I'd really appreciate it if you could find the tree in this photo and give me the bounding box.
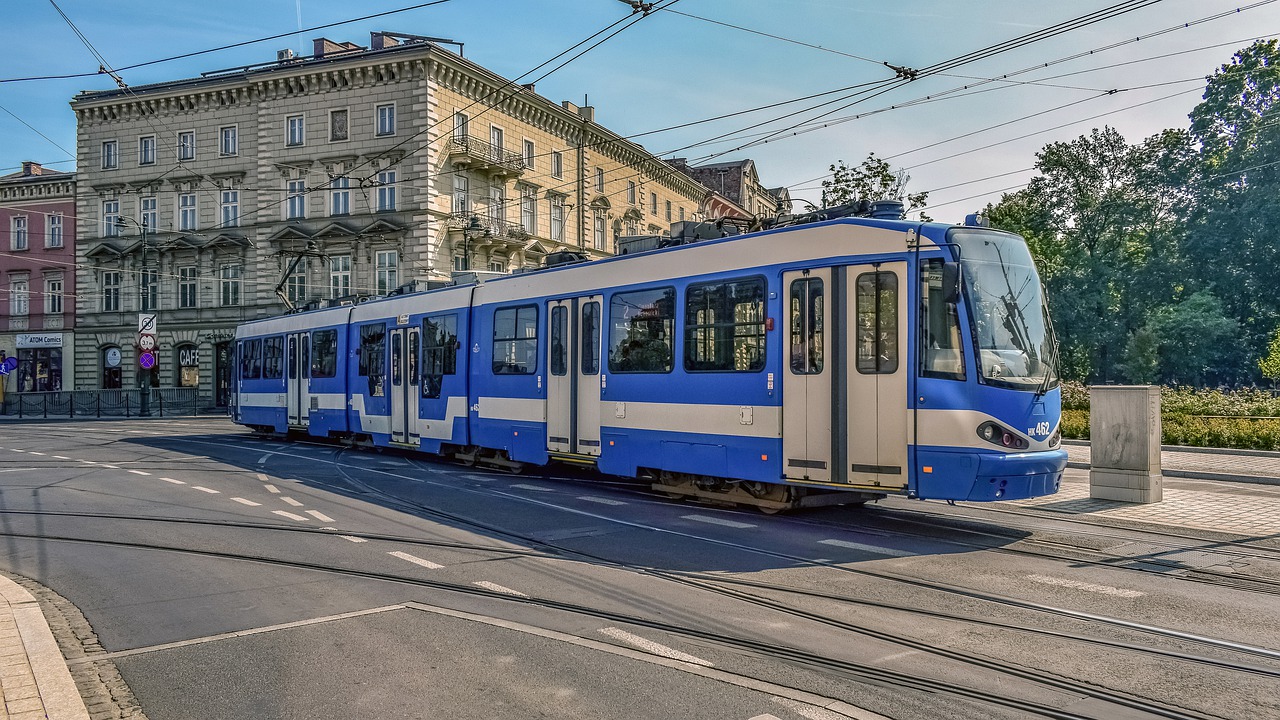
[821,153,929,217]
[1140,291,1239,386]
[1261,327,1280,384]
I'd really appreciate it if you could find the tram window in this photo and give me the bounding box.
[550,305,568,376]
[422,314,458,398]
[789,278,824,374]
[493,305,538,375]
[358,323,386,396]
[242,339,262,380]
[920,261,965,380]
[311,329,338,378]
[855,271,899,374]
[391,333,402,387]
[581,301,601,375]
[408,329,419,387]
[288,336,298,380]
[685,277,766,372]
[262,336,284,380]
[608,287,674,373]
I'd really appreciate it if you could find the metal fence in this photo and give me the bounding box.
[0,388,208,419]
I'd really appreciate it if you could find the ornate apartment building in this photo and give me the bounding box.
[71,32,707,407]
[0,162,77,396]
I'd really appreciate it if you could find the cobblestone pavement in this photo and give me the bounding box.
[1064,442,1280,481]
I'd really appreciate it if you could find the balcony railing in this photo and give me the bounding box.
[444,212,532,246]
[447,136,526,176]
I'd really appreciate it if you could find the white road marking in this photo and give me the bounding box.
[772,697,877,720]
[280,497,304,507]
[159,478,185,485]
[818,539,913,558]
[78,460,97,464]
[272,510,309,522]
[10,449,25,453]
[512,484,550,492]
[1026,574,1145,598]
[749,715,783,720]
[256,454,270,464]
[579,496,627,506]
[28,452,45,456]
[191,486,220,494]
[305,510,334,522]
[0,468,35,474]
[256,473,271,482]
[474,581,527,597]
[598,627,712,666]
[100,465,119,469]
[682,514,756,529]
[264,484,280,494]
[389,551,443,569]
[231,498,262,507]
[51,456,69,460]
[339,535,367,543]
[127,470,152,476]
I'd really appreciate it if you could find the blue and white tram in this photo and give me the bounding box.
[232,212,1066,510]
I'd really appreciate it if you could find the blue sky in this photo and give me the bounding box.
[3,0,1277,221]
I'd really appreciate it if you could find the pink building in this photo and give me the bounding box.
[1,161,77,394]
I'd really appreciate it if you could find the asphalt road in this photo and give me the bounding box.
[1,417,1278,720]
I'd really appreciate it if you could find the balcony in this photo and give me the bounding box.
[445,212,532,249]
[446,136,526,177]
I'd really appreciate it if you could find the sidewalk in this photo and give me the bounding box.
[0,576,89,720]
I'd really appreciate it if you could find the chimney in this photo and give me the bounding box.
[561,100,579,115]
[312,37,362,59]
[21,161,42,176]
[578,105,595,123]
[371,32,401,50]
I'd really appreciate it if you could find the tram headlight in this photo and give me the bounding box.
[1049,428,1061,448]
[976,422,1028,450]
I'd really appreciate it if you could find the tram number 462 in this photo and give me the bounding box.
[1028,421,1051,438]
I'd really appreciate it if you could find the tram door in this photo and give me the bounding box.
[546,295,604,456]
[286,332,310,428]
[389,325,421,446]
[782,263,907,489]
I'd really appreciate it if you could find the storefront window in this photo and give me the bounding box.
[177,344,199,388]
[15,348,62,393]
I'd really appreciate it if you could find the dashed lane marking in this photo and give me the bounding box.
[1027,574,1145,598]
[28,452,45,456]
[280,497,304,507]
[598,627,712,667]
[159,478,185,485]
[389,551,443,569]
[772,696,889,720]
[272,511,309,522]
[256,473,271,482]
[231,498,262,507]
[512,484,550,492]
[128,470,152,476]
[51,455,69,460]
[10,449,25,453]
[818,539,914,558]
[191,486,221,494]
[305,510,334,522]
[100,464,120,469]
[256,454,270,465]
[264,484,280,494]
[682,514,757,529]
[474,581,527,597]
[0,468,35,474]
[321,527,369,544]
[579,496,627,506]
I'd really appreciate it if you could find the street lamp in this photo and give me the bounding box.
[461,215,484,272]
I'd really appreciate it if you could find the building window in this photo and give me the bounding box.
[178,193,197,231]
[330,255,351,298]
[489,185,505,223]
[178,266,198,308]
[608,287,674,373]
[140,268,158,311]
[286,115,305,146]
[220,190,239,228]
[330,177,351,216]
[47,214,63,248]
[685,277,766,372]
[627,181,636,204]
[492,305,537,375]
[679,206,685,222]
[10,216,27,250]
[376,103,396,136]
[551,151,563,179]
[286,180,306,219]
[140,196,157,232]
[329,109,349,142]
[376,250,398,295]
[489,261,506,273]
[286,260,307,306]
[102,140,118,169]
[453,112,468,139]
[593,211,606,250]
[44,277,63,315]
[177,344,200,388]
[521,186,536,234]
[220,126,238,156]
[377,170,397,212]
[490,126,504,155]
[650,192,657,215]
[665,200,672,221]
[220,264,241,306]
[178,131,195,161]
[452,175,469,214]
[101,271,121,312]
[550,196,565,242]
[138,135,156,165]
[523,139,535,170]
[595,167,605,193]
[11,346,62,393]
[103,200,121,237]
[10,278,28,316]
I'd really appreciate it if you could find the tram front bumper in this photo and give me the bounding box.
[914,447,1067,502]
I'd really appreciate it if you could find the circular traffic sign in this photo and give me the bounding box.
[138,334,156,351]
[139,352,156,369]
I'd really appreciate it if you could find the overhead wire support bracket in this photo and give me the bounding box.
[617,0,656,15]
[884,62,918,81]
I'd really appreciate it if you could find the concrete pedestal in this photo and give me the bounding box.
[1089,385,1162,503]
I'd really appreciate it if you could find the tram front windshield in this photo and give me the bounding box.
[950,229,1058,392]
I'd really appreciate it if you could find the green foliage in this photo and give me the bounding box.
[1139,291,1239,386]
[821,153,929,218]
[1119,328,1159,385]
[1260,326,1280,382]
[1057,384,1280,449]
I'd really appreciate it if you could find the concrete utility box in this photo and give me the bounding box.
[1089,385,1163,503]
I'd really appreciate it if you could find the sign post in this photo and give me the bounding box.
[138,313,158,417]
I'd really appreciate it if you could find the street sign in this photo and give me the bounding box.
[139,352,156,369]
[0,357,16,375]
[139,334,156,351]
[138,313,158,334]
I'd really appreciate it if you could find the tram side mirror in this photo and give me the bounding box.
[941,262,961,304]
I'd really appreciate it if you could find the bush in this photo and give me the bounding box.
[1055,398,1280,450]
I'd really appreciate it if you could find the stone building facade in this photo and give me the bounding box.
[0,162,77,397]
[70,32,707,407]
[669,158,791,222]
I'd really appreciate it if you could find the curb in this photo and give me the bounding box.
[0,575,91,720]
[1066,461,1280,487]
